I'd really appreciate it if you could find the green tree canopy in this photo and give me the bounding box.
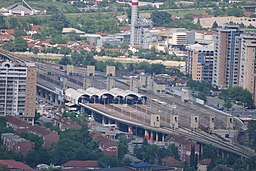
[219,87,254,109]
[151,11,172,27]
[49,12,69,31]
[58,55,72,65]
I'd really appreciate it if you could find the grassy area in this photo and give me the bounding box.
[14,52,63,60]
[168,9,210,17]
[141,8,211,17]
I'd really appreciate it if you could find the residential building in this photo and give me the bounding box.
[5,115,30,132]
[192,30,215,45]
[62,160,99,170]
[0,61,37,123]
[166,135,200,164]
[91,132,118,158]
[239,33,256,104]
[5,116,59,149]
[52,114,82,131]
[94,163,174,171]
[212,25,243,88]
[146,28,195,50]
[172,32,188,45]
[26,125,60,149]
[186,43,214,82]
[1,133,35,155]
[0,160,34,171]
[161,156,183,170]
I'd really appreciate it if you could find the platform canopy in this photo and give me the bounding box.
[109,88,147,100]
[65,88,90,104]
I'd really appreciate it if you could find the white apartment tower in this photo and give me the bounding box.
[212,25,243,88]
[0,61,37,123]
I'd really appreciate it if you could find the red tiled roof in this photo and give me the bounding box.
[167,135,189,145]
[91,132,118,157]
[102,140,118,157]
[41,39,52,44]
[6,29,15,35]
[53,115,82,129]
[21,36,33,39]
[31,25,41,31]
[28,125,52,136]
[96,32,108,37]
[91,132,108,143]
[5,115,30,128]
[161,156,180,165]
[80,41,95,49]
[62,160,98,167]
[120,26,130,32]
[0,160,34,170]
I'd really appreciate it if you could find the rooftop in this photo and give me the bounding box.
[5,115,30,128]
[161,156,181,167]
[62,160,98,168]
[0,160,34,171]
[198,159,211,165]
[1,133,30,143]
[28,125,53,136]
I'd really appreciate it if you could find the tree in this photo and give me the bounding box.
[48,139,85,165]
[58,55,72,65]
[59,47,71,55]
[25,148,50,167]
[201,145,218,161]
[166,144,179,160]
[190,145,196,168]
[219,87,254,109]
[14,38,28,52]
[233,158,247,171]
[211,21,218,29]
[226,8,244,17]
[118,140,128,160]
[14,30,27,38]
[196,92,207,102]
[49,12,69,31]
[247,155,256,170]
[98,157,121,168]
[18,133,43,149]
[32,48,39,55]
[249,14,256,18]
[151,11,172,27]
[187,80,213,95]
[247,121,256,150]
[0,15,6,29]
[0,165,9,171]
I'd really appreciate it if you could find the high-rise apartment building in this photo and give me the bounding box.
[239,33,256,103]
[212,25,243,88]
[0,61,37,123]
[186,43,214,83]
